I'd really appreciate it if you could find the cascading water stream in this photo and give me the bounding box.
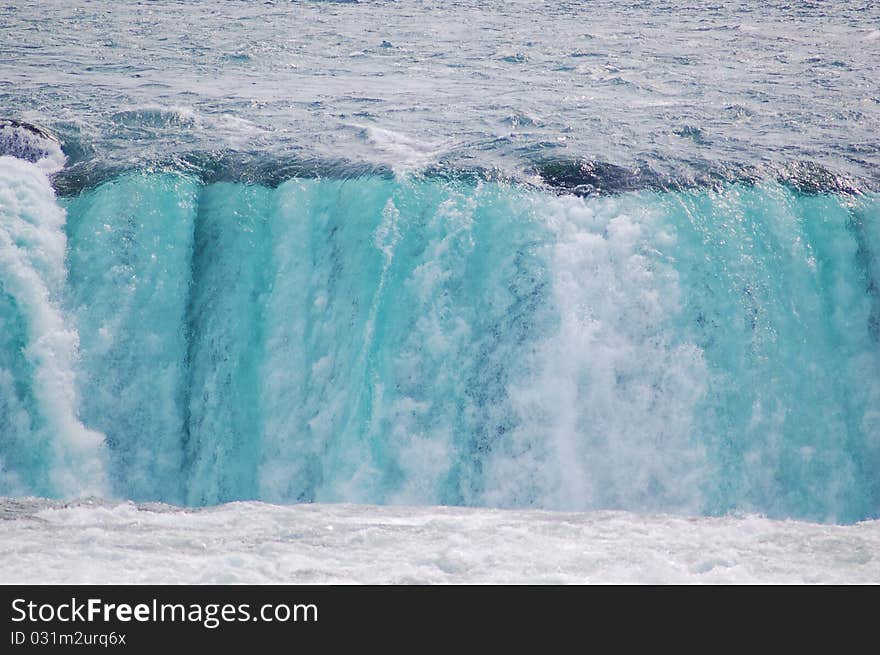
[2,155,878,523]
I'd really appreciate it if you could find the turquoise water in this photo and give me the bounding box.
[2,156,878,523]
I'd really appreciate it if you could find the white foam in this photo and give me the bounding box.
[0,499,876,583]
[0,157,108,497]
[356,124,458,174]
[0,122,66,174]
[487,194,707,512]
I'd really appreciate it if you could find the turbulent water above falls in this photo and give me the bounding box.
[1,0,879,186]
[1,154,879,523]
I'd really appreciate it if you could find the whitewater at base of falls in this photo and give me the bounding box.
[0,498,878,584]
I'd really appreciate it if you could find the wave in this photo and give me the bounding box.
[0,120,66,174]
[44,151,877,201]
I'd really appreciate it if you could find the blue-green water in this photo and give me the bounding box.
[2,155,879,523]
